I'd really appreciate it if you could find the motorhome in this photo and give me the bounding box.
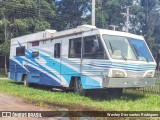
[9,25,157,96]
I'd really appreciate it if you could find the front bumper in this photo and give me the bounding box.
[102,77,157,88]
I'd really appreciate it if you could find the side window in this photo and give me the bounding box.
[54,43,61,58]
[83,35,107,59]
[69,37,81,58]
[16,46,25,56]
[32,41,39,46]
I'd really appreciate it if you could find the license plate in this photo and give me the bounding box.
[134,81,141,86]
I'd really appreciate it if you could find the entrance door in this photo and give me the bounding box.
[53,42,61,85]
[81,35,107,88]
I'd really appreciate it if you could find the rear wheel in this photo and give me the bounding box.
[107,88,123,97]
[24,75,31,87]
[73,78,86,95]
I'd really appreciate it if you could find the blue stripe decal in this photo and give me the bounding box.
[11,49,101,88]
[9,60,61,86]
[87,63,155,71]
[13,50,60,80]
[38,52,101,88]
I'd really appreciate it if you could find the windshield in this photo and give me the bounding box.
[103,35,154,62]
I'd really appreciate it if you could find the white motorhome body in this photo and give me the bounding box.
[9,25,157,94]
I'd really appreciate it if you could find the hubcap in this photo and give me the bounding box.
[75,80,82,93]
[24,76,28,86]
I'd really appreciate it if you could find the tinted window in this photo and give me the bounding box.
[69,37,81,58]
[16,46,25,56]
[32,41,39,46]
[54,43,61,58]
[83,35,107,59]
[129,38,154,62]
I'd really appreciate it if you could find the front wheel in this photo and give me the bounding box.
[73,78,86,95]
[107,88,123,97]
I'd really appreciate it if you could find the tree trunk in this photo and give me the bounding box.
[4,54,8,77]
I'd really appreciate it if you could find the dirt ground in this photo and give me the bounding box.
[0,93,61,120]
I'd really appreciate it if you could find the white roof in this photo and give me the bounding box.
[11,25,145,44]
[99,29,144,40]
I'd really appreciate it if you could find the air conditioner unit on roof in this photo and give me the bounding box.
[77,24,97,29]
[45,29,57,34]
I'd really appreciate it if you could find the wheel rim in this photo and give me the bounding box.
[75,79,83,94]
[24,80,27,86]
[24,76,28,86]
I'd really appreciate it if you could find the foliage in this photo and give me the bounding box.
[140,0,160,53]
[54,0,90,30]
[94,0,133,29]
[0,40,10,52]
[0,0,57,51]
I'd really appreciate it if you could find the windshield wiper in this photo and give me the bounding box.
[109,42,114,53]
[109,42,127,61]
[121,54,127,61]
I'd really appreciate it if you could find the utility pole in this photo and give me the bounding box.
[92,0,95,26]
[126,6,130,32]
[109,25,119,31]
[121,6,134,33]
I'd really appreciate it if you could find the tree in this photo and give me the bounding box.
[138,0,160,48]
[54,0,90,30]
[94,0,133,30]
[0,0,57,52]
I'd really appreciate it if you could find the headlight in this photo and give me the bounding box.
[109,69,127,78]
[143,70,155,78]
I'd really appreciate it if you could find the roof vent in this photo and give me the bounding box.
[45,29,57,34]
[77,24,97,29]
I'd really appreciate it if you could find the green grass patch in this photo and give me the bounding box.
[0,74,7,78]
[0,80,159,111]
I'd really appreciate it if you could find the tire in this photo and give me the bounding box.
[107,88,123,97]
[24,75,31,87]
[73,78,86,95]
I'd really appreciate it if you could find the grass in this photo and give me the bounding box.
[0,80,159,111]
[0,74,7,78]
